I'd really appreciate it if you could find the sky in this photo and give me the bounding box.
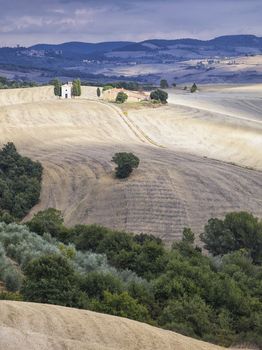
[0,0,262,46]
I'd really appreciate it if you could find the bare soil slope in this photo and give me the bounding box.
[0,300,225,350]
[0,86,261,243]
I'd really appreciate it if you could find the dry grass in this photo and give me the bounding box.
[118,100,163,113]
[0,85,261,244]
[0,300,227,350]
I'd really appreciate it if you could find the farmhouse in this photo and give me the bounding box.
[61,82,72,99]
[103,88,150,102]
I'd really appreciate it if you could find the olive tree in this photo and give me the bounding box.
[112,152,140,178]
[116,92,128,104]
[150,89,168,104]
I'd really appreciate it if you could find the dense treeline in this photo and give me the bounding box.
[0,143,43,220]
[0,209,261,347]
[0,76,38,89]
[102,81,157,92]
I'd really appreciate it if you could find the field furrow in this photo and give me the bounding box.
[0,86,261,243]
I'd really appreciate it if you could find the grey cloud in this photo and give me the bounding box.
[0,0,261,46]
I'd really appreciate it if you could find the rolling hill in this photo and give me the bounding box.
[0,300,229,350]
[30,35,262,55]
[0,85,261,243]
[30,41,133,55]
[1,35,262,84]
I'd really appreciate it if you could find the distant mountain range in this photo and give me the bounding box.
[30,41,134,55]
[30,35,262,56]
[1,35,262,84]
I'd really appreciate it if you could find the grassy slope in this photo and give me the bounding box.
[0,300,226,350]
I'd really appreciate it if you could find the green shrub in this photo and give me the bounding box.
[159,295,214,339]
[0,210,16,224]
[0,291,23,301]
[73,224,110,251]
[79,272,124,300]
[112,152,140,179]
[4,269,22,292]
[115,162,133,178]
[28,208,64,234]
[150,89,168,104]
[91,291,152,323]
[102,85,114,91]
[200,212,262,264]
[22,254,81,306]
[0,77,38,90]
[0,142,43,219]
[116,92,128,104]
[0,211,261,348]
[191,83,198,93]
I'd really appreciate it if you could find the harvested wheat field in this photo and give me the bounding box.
[0,300,227,350]
[0,85,261,243]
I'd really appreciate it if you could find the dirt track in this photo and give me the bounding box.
[0,86,261,243]
[0,301,226,350]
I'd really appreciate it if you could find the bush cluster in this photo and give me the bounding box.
[116,92,128,104]
[112,152,140,179]
[0,210,261,347]
[150,89,168,104]
[0,143,43,219]
[0,77,37,89]
[102,81,155,92]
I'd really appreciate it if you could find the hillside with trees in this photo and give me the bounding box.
[0,210,261,347]
[0,143,43,221]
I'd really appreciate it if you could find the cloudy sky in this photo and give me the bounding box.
[0,0,262,46]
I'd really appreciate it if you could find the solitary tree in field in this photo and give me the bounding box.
[160,79,169,89]
[97,87,101,97]
[112,152,140,178]
[116,92,128,104]
[191,83,198,93]
[150,89,168,104]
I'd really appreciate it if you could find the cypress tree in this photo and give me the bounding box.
[72,79,81,97]
[53,79,61,96]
